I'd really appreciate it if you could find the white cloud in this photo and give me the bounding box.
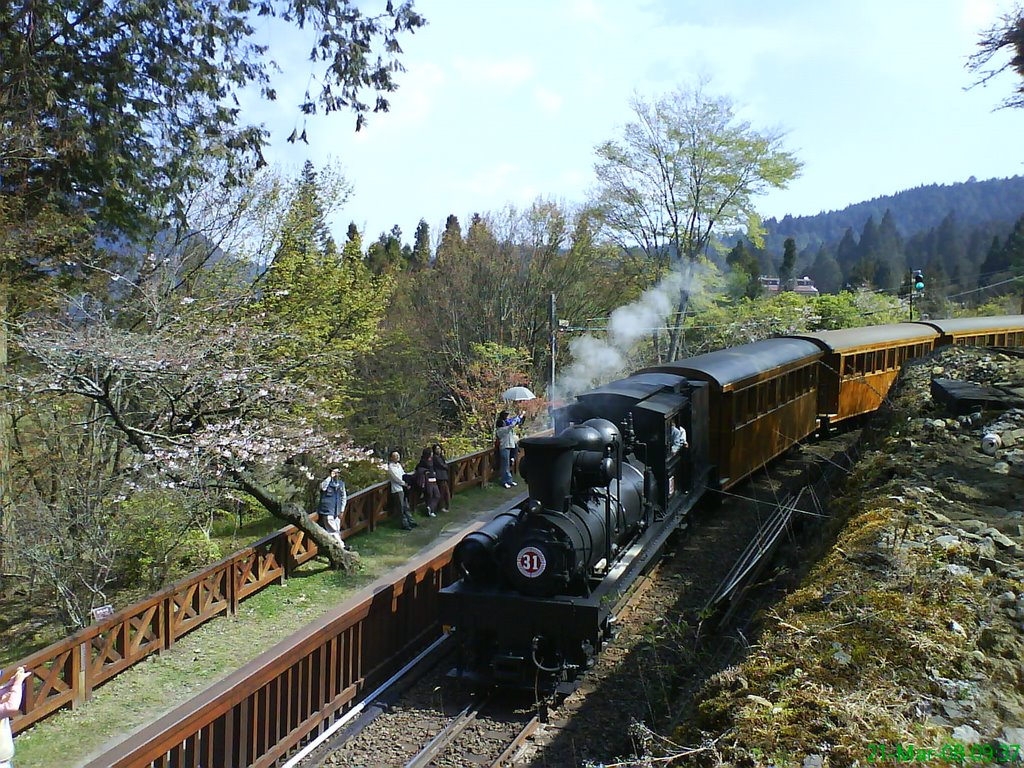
[534,86,563,114]
[450,162,522,198]
[453,56,536,88]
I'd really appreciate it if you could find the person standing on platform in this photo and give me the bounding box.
[431,443,450,513]
[414,448,441,518]
[386,451,416,530]
[317,466,347,548]
[494,410,524,488]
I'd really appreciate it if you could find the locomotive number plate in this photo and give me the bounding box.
[516,546,547,578]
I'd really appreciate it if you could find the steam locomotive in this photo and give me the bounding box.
[437,315,1024,692]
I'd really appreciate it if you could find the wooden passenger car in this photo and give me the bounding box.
[915,315,1024,349]
[790,323,939,429]
[639,339,822,490]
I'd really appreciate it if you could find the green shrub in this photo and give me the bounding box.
[114,489,220,589]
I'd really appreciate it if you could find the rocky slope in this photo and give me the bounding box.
[677,345,1024,767]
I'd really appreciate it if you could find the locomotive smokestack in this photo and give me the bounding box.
[518,436,575,514]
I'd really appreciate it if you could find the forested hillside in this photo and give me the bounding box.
[722,176,1024,301]
[764,175,1024,248]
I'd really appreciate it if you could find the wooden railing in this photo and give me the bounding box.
[82,532,472,768]
[3,445,501,734]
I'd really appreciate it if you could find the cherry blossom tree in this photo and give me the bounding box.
[13,295,362,570]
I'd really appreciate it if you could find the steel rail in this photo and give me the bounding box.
[490,716,542,768]
[403,695,488,768]
[281,634,451,768]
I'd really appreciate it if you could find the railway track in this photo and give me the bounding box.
[292,634,542,768]
[401,693,541,768]
[293,429,860,767]
[291,534,665,768]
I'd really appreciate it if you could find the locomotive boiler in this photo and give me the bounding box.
[459,419,644,600]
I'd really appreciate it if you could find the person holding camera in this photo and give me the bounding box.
[494,410,524,489]
[0,666,31,768]
[317,466,347,548]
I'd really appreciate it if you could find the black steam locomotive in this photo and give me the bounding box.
[438,315,1024,693]
[439,374,711,692]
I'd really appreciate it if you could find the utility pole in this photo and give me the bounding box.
[549,293,557,396]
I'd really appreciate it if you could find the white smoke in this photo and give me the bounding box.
[553,261,706,400]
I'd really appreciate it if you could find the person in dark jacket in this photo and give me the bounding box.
[414,448,441,518]
[431,443,450,513]
[317,467,347,548]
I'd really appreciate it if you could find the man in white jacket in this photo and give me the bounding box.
[386,452,417,530]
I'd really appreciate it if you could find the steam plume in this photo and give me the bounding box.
[553,261,706,400]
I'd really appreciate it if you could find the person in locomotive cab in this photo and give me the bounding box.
[386,451,417,530]
[494,410,523,489]
[670,423,688,453]
[317,466,348,548]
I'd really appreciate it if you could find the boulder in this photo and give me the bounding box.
[952,724,982,744]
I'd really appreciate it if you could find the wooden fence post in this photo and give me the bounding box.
[160,594,170,651]
[73,641,86,710]
[279,530,290,585]
[228,556,238,618]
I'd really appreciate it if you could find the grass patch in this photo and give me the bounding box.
[11,481,522,768]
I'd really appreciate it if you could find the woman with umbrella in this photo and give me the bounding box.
[494,409,524,488]
[496,386,536,487]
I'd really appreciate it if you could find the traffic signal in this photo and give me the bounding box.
[912,270,925,291]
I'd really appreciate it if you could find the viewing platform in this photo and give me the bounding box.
[5,447,525,768]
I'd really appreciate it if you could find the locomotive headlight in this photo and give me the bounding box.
[523,499,543,516]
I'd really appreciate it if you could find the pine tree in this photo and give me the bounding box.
[436,214,464,266]
[857,216,881,262]
[343,225,364,263]
[835,228,859,276]
[809,246,843,294]
[255,164,390,405]
[726,240,761,298]
[366,226,404,274]
[779,238,797,289]
[1001,215,1024,276]
[411,219,432,271]
[874,210,906,291]
[345,222,361,249]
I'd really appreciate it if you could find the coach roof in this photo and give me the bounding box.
[638,337,822,390]
[913,315,1024,334]
[789,323,937,353]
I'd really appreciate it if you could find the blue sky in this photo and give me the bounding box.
[248,0,1023,246]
